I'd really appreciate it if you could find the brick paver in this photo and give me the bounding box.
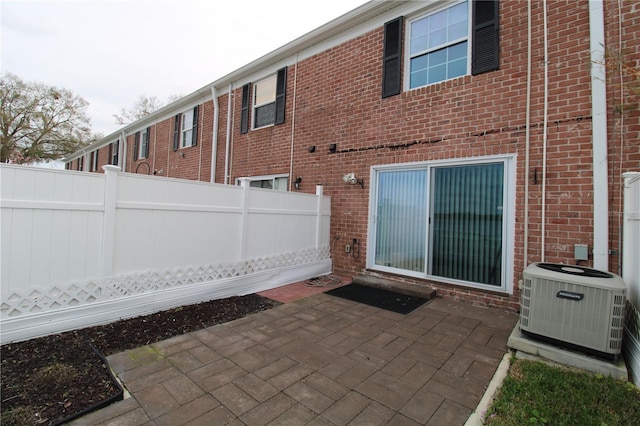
[76,291,517,425]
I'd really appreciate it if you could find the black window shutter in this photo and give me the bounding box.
[173,114,180,151]
[240,84,251,134]
[382,16,403,98]
[192,106,199,146]
[133,132,140,161]
[145,126,151,158]
[472,0,500,75]
[275,67,287,125]
[107,144,113,165]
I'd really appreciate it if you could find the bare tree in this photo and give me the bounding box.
[1,73,94,164]
[113,95,165,125]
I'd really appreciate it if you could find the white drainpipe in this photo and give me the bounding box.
[224,83,233,185]
[210,86,219,183]
[589,0,609,271]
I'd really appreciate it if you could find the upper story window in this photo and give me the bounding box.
[382,0,499,97]
[253,75,277,129]
[134,128,149,160]
[408,1,469,89]
[90,150,98,172]
[108,140,119,166]
[173,106,199,151]
[240,67,287,134]
[181,111,194,147]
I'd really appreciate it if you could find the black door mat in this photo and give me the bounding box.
[325,284,429,314]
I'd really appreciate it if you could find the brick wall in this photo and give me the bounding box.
[97,0,638,310]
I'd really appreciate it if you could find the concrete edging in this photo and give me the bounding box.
[465,352,512,426]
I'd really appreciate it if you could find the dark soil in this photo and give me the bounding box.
[0,294,280,426]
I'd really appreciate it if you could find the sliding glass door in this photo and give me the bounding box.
[371,160,507,289]
[374,169,427,272]
[430,163,503,286]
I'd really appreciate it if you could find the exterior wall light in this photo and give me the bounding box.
[343,173,364,189]
[294,176,302,190]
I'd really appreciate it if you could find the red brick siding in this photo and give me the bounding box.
[82,0,639,310]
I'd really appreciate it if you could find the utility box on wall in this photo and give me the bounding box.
[574,244,589,261]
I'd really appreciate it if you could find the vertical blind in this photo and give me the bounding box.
[375,169,427,272]
[430,163,503,286]
[373,162,504,287]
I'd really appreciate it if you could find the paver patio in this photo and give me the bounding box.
[71,285,518,425]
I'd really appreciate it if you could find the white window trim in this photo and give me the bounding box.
[404,0,471,92]
[252,74,277,130]
[366,154,516,294]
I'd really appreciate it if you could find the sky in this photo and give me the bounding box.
[1,0,370,137]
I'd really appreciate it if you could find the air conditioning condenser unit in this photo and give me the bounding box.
[520,263,626,359]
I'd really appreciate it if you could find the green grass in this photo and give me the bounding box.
[485,358,640,425]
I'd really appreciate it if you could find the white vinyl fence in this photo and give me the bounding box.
[0,164,331,343]
[623,172,640,384]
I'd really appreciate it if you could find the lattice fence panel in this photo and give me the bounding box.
[1,247,329,318]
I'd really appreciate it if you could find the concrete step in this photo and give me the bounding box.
[352,274,436,300]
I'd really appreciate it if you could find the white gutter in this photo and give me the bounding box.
[589,0,609,271]
[224,83,233,185]
[210,86,219,183]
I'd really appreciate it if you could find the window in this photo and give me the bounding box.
[141,128,149,159]
[408,1,469,88]
[241,67,287,132]
[108,140,119,166]
[77,156,84,171]
[383,0,499,95]
[181,111,194,147]
[173,107,199,150]
[90,150,98,172]
[369,157,513,291]
[253,75,277,129]
[236,175,289,191]
[134,127,149,160]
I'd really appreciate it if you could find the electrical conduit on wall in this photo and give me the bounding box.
[288,55,298,191]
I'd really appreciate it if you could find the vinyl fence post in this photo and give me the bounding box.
[315,185,324,249]
[102,165,120,276]
[239,178,251,261]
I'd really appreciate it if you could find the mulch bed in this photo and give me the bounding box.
[0,294,280,426]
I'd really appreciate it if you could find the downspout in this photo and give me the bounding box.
[523,0,532,267]
[540,0,549,262]
[224,83,233,184]
[288,54,299,191]
[210,86,219,183]
[120,130,127,172]
[589,0,609,271]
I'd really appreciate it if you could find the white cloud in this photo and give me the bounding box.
[1,0,369,135]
